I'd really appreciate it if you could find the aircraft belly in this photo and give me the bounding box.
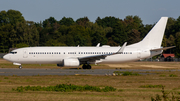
[17,56,63,64]
[101,54,138,63]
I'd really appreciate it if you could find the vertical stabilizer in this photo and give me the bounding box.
[129,17,168,48]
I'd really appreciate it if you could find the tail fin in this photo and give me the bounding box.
[129,17,168,48]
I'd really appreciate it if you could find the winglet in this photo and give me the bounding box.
[96,43,100,47]
[117,42,127,54]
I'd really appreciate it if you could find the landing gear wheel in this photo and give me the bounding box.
[87,64,91,69]
[19,66,22,69]
[82,64,91,69]
[82,64,86,69]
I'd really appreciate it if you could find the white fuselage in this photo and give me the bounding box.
[3,46,161,65]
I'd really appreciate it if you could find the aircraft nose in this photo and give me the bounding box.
[3,54,9,60]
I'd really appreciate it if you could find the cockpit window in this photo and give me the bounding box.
[10,52,17,54]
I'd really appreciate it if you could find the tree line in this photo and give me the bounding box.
[0,10,180,57]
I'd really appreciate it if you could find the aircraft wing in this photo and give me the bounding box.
[78,42,127,63]
[150,46,175,51]
[78,54,107,62]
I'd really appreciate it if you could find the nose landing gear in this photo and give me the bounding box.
[82,64,91,69]
[19,66,22,69]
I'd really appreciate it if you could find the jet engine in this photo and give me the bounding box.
[57,58,80,67]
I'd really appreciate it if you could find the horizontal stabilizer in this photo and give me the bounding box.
[150,46,175,51]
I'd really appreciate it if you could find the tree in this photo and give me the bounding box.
[6,9,25,25]
[0,10,8,26]
[175,32,180,57]
[127,29,141,44]
[43,17,57,28]
[76,17,90,27]
[0,10,25,26]
[16,43,29,48]
[45,39,66,46]
[139,24,153,39]
[123,15,142,44]
[59,17,75,26]
[66,25,91,46]
[111,21,127,45]
[173,16,180,34]
[15,21,39,47]
[165,17,176,38]
[95,16,127,45]
[86,22,111,46]
[166,35,175,53]
[96,16,120,28]
[0,24,13,52]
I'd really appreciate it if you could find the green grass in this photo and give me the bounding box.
[12,84,116,92]
[159,74,166,77]
[113,71,140,76]
[4,77,9,79]
[139,84,164,88]
[169,74,178,77]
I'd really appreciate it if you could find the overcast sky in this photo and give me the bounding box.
[0,0,180,24]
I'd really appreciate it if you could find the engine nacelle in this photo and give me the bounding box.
[57,59,80,67]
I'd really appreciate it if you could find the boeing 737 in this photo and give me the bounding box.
[3,17,175,69]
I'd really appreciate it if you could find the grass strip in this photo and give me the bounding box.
[139,84,164,88]
[113,71,140,76]
[12,84,116,92]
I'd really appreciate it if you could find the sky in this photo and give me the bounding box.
[0,0,180,24]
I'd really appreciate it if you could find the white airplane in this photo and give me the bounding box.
[3,17,175,69]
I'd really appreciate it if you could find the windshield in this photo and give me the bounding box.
[10,52,17,54]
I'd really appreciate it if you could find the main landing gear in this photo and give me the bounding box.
[19,66,22,69]
[82,64,91,69]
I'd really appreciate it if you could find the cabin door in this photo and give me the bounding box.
[23,49,28,58]
[137,49,141,58]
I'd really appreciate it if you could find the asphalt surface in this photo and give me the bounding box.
[0,68,117,76]
[0,68,180,76]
